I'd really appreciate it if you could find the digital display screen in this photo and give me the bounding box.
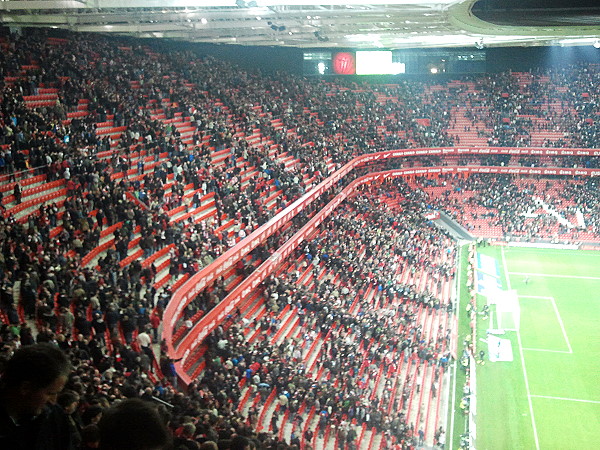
[303,49,483,76]
[355,51,405,75]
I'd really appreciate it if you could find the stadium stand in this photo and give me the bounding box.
[1,28,600,449]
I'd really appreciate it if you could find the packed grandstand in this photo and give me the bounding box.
[1,28,600,450]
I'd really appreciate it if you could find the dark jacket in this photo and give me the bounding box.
[0,402,75,450]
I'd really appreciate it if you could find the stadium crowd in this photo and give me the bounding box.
[1,27,600,449]
[412,173,600,242]
[195,182,455,447]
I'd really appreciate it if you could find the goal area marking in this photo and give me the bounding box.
[519,295,573,354]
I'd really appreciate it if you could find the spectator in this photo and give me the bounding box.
[57,390,82,447]
[80,424,101,450]
[2,29,600,450]
[0,343,73,450]
[98,398,172,450]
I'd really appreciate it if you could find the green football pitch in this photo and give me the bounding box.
[472,246,600,450]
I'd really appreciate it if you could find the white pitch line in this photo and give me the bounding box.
[504,249,600,256]
[501,247,540,450]
[517,332,541,450]
[522,347,572,354]
[509,272,600,281]
[501,247,511,290]
[550,297,573,354]
[529,395,600,405]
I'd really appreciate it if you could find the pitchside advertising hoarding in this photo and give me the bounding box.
[163,146,600,380]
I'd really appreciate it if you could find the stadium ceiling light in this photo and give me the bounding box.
[557,37,597,46]
[345,33,379,42]
[235,0,259,7]
[248,7,270,15]
[393,35,462,45]
[236,1,457,5]
[198,1,456,5]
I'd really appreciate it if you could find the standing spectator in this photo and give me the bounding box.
[0,343,72,450]
[304,429,313,445]
[13,183,21,205]
[58,306,75,336]
[19,323,35,346]
[159,352,179,389]
[92,312,107,344]
[150,310,161,341]
[57,390,83,448]
[173,422,200,449]
[136,325,153,360]
[98,398,172,450]
[120,313,136,344]
[105,304,120,335]
[74,311,92,339]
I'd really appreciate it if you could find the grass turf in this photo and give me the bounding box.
[472,246,600,450]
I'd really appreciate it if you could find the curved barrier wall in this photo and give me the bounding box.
[163,146,600,381]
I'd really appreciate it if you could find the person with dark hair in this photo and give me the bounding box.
[57,390,82,447]
[13,182,21,204]
[0,343,73,449]
[98,398,172,450]
[81,405,103,426]
[80,424,101,449]
[173,421,199,449]
[230,435,252,450]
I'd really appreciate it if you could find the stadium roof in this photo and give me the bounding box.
[0,0,599,49]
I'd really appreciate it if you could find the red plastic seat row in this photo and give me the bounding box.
[81,239,115,267]
[25,100,57,108]
[9,188,66,219]
[23,94,58,102]
[96,125,127,136]
[141,244,175,269]
[66,110,88,119]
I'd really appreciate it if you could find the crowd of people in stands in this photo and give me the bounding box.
[163,181,455,448]
[413,173,600,242]
[0,26,600,449]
